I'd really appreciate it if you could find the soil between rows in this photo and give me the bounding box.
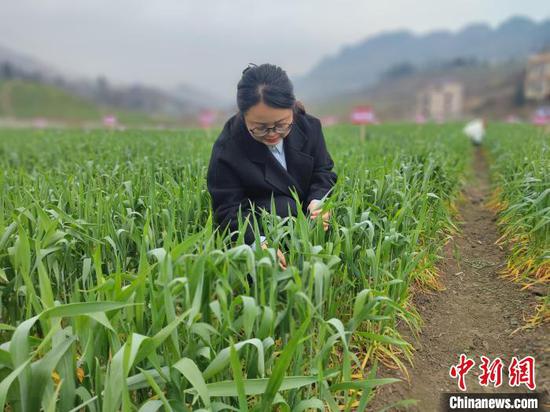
[370,147,549,411]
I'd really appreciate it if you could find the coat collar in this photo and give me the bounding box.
[230,112,314,199]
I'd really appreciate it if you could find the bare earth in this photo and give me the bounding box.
[370,148,549,411]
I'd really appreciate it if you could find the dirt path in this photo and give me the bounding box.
[371,148,549,411]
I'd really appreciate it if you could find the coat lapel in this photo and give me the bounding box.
[231,113,313,199]
[283,125,314,198]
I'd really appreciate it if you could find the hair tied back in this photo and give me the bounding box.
[242,63,258,75]
[294,100,306,115]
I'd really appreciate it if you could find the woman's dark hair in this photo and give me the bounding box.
[237,63,305,115]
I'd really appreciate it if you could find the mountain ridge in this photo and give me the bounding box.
[295,15,550,101]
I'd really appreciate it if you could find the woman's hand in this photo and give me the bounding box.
[307,200,330,231]
[261,241,287,270]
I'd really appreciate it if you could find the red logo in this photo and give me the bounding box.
[449,354,476,391]
[479,356,504,388]
[509,356,536,390]
[450,355,536,391]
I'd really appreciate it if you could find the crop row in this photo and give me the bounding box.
[0,125,469,411]
[486,125,549,326]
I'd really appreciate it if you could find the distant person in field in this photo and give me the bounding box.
[207,63,337,268]
[463,118,486,146]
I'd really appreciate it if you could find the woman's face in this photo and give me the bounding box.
[243,101,293,146]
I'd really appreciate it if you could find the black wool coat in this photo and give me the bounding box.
[206,110,337,244]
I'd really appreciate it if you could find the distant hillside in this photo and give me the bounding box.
[0,44,60,79]
[296,15,550,100]
[0,79,99,120]
[0,79,179,126]
[0,44,222,117]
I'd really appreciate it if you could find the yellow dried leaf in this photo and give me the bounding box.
[51,370,61,385]
[76,367,85,383]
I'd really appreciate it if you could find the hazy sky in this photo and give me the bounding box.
[1,0,548,102]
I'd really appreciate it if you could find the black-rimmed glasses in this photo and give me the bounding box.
[248,123,293,138]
